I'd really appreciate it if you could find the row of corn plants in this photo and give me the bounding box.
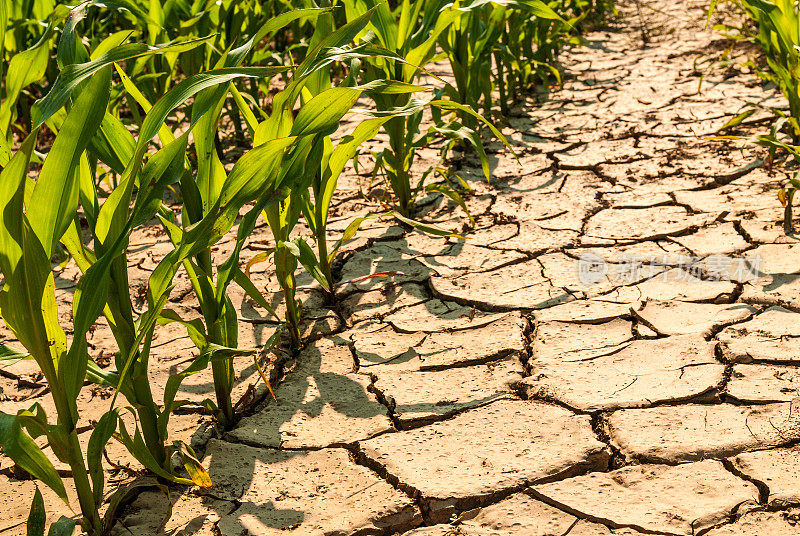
[0,1,615,534]
[708,0,799,230]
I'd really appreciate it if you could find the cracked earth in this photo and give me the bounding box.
[4,0,800,535]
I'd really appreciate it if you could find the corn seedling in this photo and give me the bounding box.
[143,7,338,427]
[0,68,113,535]
[42,19,268,472]
[237,10,417,346]
[709,0,799,228]
[340,0,514,218]
[440,0,563,120]
[712,0,799,139]
[0,16,298,531]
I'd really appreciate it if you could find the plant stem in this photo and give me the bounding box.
[284,289,301,350]
[316,228,336,298]
[50,384,102,534]
[209,318,235,426]
[183,254,236,427]
[110,260,167,467]
[211,360,235,425]
[388,115,413,216]
[494,49,509,118]
[130,363,166,466]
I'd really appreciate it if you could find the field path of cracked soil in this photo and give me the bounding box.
[4,0,800,534]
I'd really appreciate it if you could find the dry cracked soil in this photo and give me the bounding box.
[4,0,800,535]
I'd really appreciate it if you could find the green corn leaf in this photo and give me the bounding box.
[0,15,61,136]
[216,136,297,210]
[85,360,135,400]
[158,309,209,349]
[430,99,516,158]
[0,131,66,383]
[138,67,288,159]
[89,113,136,175]
[0,0,5,68]
[230,84,259,136]
[28,67,110,258]
[112,64,175,146]
[214,201,275,311]
[130,133,189,228]
[90,30,136,60]
[291,237,330,291]
[57,6,89,68]
[320,117,391,226]
[46,517,76,536]
[159,351,213,438]
[205,343,256,361]
[228,8,334,65]
[87,410,118,505]
[290,87,362,137]
[273,243,299,297]
[405,9,463,79]
[328,213,382,262]
[392,211,465,238]
[17,409,52,443]
[305,6,336,95]
[426,183,474,223]
[0,133,35,275]
[233,268,279,319]
[31,36,215,128]
[192,93,229,218]
[295,7,377,80]
[717,108,758,132]
[258,30,372,137]
[115,415,193,485]
[77,155,99,231]
[397,0,424,44]
[356,79,430,94]
[0,344,31,365]
[27,487,46,536]
[0,411,68,503]
[465,0,562,19]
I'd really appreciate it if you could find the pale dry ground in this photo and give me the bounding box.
[4,0,800,534]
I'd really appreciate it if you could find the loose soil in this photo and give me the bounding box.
[3,0,800,535]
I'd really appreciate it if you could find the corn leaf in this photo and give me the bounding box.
[27,487,46,536]
[46,518,76,536]
[28,67,110,258]
[0,411,68,503]
[393,211,465,238]
[86,410,118,505]
[32,36,215,128]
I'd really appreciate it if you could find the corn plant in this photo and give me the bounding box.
[497,1,581,105]
[251,86,409,345]
[0,69,112,536]
[0,14,306,532]
[709,0,798,143]
[439,0,563,120]
[340,0,513,217]
[716,0,799,139]
[232,10,406,347]
[148,8,394,417]
[709,0,799,229]
[37,18,270,471]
